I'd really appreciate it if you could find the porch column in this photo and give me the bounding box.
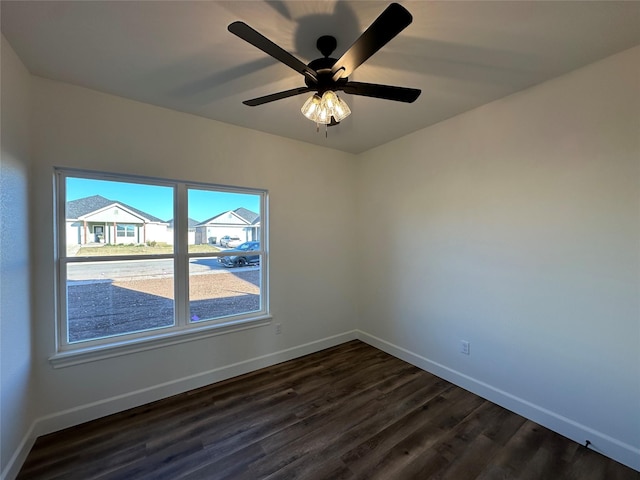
[83,220,87,244]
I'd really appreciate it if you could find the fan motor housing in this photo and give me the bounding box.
[305,57,348,94]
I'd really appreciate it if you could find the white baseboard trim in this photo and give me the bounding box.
[355,330,640,472]
[1,422,37,480]
[1,330,357,480]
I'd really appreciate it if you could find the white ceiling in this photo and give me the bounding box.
[2,1,639,154]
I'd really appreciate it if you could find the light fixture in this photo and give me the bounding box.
[301,90,351,126]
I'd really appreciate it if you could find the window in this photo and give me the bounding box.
[55,169,268,360]
[116,224,136,237]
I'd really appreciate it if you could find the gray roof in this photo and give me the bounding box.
[167,218,200,229]
[66,195,165,223]
[234,207,260,225]
[197,207,260,226]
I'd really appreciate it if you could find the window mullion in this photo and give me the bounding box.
[174,183,189,327]
[56,171,69,349]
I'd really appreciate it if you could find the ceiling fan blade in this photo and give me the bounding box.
[340,82,421,103]
[243,87,313,106]
[331,3,413,80]
[228,21,317,84]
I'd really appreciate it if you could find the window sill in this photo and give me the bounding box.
[49,315,272,369]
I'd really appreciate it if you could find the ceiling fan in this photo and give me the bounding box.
[228,3,421,126]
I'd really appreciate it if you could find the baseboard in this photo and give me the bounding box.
[1,422,37,480]
[1,330,357,480]
[355,330,640,472]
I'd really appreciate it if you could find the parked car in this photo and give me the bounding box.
[220,235,241,247]
[227,238,243,248]
[218,241,260,268]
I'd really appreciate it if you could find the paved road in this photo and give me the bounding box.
[68,258,258,282]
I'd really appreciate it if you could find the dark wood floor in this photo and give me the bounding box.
[19,341,638,480]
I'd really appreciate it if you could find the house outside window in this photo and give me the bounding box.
[54,168,269,364]
[193,207,260,245]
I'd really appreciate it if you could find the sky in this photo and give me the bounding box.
[66,177,260,222]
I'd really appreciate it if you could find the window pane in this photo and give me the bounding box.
[67,259,175,343]
[65,177,174,255]
[187,188,261,252]
[189,257,261,322]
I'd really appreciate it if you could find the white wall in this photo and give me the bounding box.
[28,75,359,436]
[357,46,640,469]
[0,36,35,478]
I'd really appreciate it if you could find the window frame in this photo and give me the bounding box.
[51,168,270,368]
[116,224,136,238]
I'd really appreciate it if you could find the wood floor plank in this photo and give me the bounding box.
[17,341,639,480]
[343,388,487,479]
[243,373,448,480]
[120,345,401,480]
[236,359,425,478]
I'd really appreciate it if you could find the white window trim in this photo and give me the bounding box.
[51,168,270,367]
[50,315,272,368]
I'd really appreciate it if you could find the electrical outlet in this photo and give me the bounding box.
[460,340,470,355]
[275,323,282,335]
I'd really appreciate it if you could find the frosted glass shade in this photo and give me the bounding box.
[301,91,351,125]
[301,94,322,121]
